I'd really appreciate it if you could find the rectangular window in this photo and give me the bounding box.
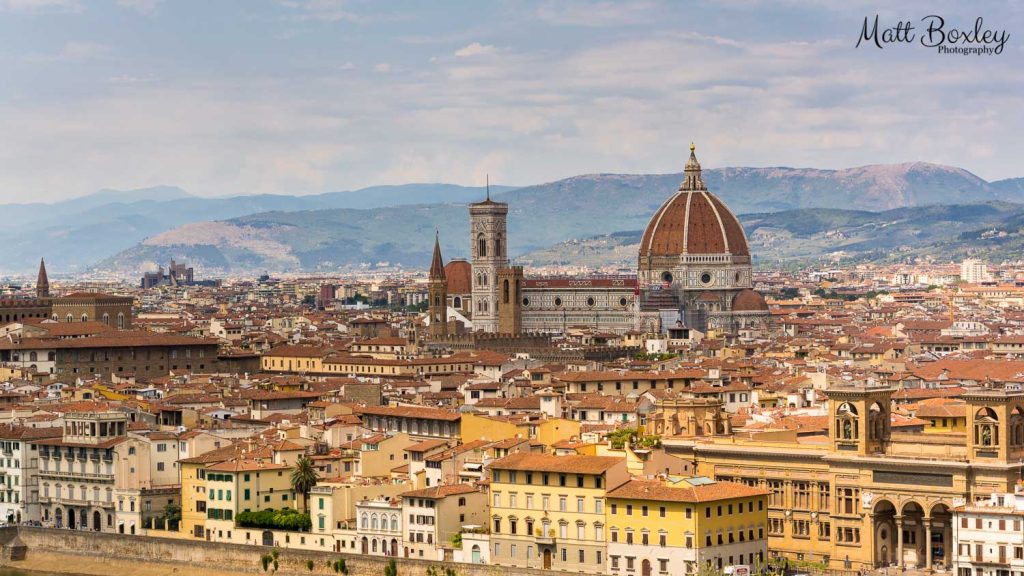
[577,497,585,512]
[659,506,666,518]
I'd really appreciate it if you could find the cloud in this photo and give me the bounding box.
[115,0,163,15]
[26,41,109,63]
[0,0,81,13]
[536,1,659,27]
[60,41,108,60]
[277,0,360,23]
[1,0,1022,206]
[454,42,496,57]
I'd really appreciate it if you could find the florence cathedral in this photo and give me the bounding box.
[426,145,769,338]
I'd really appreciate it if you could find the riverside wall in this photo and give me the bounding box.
[0,526,555,576]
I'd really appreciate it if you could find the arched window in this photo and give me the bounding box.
[361,513,368,529]
[371,514,378,530]
[477,234,487,257]
[66,314,73,323]
[495,234,503,257]
[117,313,125,329]
[80,314,88,322]
[390,515,398,531]
[102,313,110,326]
[835,402,859,440]
[975,407,999,447]
[29,352,37,362]
[503,279,510,304]
[453,297,462,308]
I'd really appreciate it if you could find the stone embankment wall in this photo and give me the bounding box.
[0,526,555,576]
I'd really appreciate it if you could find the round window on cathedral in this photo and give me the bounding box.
[700,272,713,285]
[619,297,628,307]
[586,297,595,307]
[522,297,530,307]
[554,297,563,307]
[661,272,673,284]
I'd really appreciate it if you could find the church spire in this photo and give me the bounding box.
[429,231,446,281]
[36,258,50,298]
[680,142,706,191]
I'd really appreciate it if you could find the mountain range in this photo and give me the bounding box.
[522,202,1024,269]
[5,162,1022,276]
[0,183,513,275]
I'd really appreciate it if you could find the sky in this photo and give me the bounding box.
[0,0,1022,203]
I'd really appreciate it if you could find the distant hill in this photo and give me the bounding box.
[0,183,512,275]
[93,162,1024,275]
[521,202,1024,268]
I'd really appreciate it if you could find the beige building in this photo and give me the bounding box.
[400,483,488,560]
[488,453,628,574]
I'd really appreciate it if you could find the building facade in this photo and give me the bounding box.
[488,453,628,574]
[436,146,768,336]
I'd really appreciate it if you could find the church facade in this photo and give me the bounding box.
[428,146,769,337]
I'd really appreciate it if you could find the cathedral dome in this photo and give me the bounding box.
[732,288,769,312]
[444,260,472,294]
[638,145,749,258]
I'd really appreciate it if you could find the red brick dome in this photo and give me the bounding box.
[732,288,768,312]
[638,146,749,258]
[444,260,472,294]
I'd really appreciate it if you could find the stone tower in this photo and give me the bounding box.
[469,192,508,333]
[497,266,523,335]
[36,258,49,298]
[427,233,448,340]
[824,382,893,455]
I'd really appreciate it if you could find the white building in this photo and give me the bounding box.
[953,491,1024,576]
[355,497,402,556]
[961,259,990,284]
[0,425,62,523]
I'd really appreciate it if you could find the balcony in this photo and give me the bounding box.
[38,469,114,482]
[534,528,556,545]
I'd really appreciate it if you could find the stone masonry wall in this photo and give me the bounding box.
[0,527,559,576]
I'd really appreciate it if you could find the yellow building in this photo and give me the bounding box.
[605,477,768,575]
[179,444,296,540]
[459,412,581,446]
[203,458,296,543]
[659,383,1024,571]
[260,344,328,373]
[915,401,966,434]
[488,452,628,574]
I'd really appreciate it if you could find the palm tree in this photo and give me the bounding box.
[290,455,320,515]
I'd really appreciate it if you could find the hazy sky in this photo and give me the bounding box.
[1,0,1022,202]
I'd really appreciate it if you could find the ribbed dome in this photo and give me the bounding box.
[444,260,472,294]
[639,146,749,258]
[732,288,768,312]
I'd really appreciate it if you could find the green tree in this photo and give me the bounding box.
[384,558,398,576]
[290,455,321,515]
[163,502,182,531]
